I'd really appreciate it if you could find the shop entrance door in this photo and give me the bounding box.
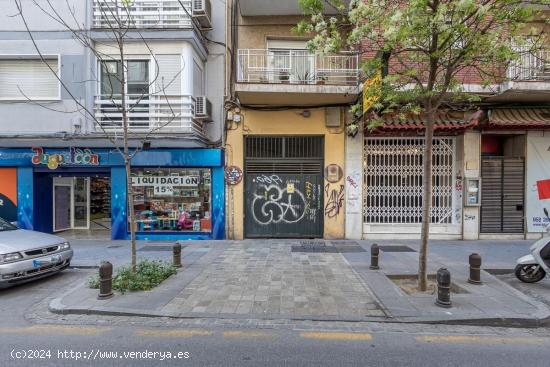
[52,177,90,232]
[481,157,525,233]
[244,136,324,238]
[53,178,72,232]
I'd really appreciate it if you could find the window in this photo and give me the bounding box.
[131,168,212,232]
[99,59,150,128]
[0,57,59,100]
[193,61,204,96]
[267,40,314,84]
[100,60,149,97]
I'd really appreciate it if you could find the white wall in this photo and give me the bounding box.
[345,122,363,239]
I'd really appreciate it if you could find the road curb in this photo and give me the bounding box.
[47,298,550,328]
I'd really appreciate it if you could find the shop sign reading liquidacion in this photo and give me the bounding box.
[31,147,100,170]
[132,176,200,196]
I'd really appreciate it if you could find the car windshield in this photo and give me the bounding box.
[0,217,17,232]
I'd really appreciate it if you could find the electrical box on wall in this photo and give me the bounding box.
[465,178,481,206]
[325,107,342,128]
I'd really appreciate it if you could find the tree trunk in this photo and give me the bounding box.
[117,24,137,273]
[418,108,436,292]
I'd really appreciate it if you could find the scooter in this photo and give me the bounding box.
[515,223,550,283]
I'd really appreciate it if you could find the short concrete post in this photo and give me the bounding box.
[370,243,380,270]
[435,268,452,308]
[98,262,114,300]
[173,243,182,268]
[468,253,482,285]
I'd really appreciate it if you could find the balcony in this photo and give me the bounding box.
[494,46,550,103]
[508,47,550,81]
[239,0,350,16]
[93,0,192,29]
[236,49,360,106]
[93,94,204,137]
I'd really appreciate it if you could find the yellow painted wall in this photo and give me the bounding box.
[225,108,346,239]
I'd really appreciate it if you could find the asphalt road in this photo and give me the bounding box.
[1,268,550,367]
[1,323,550,367]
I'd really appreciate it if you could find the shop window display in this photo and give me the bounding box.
[130,168,212,232]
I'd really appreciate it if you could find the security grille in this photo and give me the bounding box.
[363,137,455,224]
[244,135,324,238]
[245,136,324,160]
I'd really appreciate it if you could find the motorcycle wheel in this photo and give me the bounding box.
[514,264,546,283]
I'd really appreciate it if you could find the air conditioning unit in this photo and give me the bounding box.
[195,96,213,121]
[192,0,212,29]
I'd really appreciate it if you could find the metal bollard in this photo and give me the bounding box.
[468,253,482,285]
[435,268,452,308]
[173,243,182,268]
[98,261,114,300]
[370,243,380,270]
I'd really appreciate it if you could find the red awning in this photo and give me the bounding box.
[365,110,483,133]
[487,109,550,129]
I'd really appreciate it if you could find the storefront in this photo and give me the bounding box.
[0,147,225,240]
[353,110,483,240]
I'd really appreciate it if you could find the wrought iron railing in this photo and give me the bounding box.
[508,45,550,81]
[94,94,203,136]
[237,49,360,86]
[93,0,192,29]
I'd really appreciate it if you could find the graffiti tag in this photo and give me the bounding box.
[253,174,283,185]
[346,175,358,189]
[324,184,344,219]
[251,184,306,225]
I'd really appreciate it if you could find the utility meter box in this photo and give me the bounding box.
[465,178,481,206]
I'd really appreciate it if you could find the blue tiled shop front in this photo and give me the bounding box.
[0,148,225,240]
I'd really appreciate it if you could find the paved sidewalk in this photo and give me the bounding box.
[50,239,550,327]
[161,241,383,318]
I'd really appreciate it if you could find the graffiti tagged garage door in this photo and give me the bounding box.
[244,136,324,238]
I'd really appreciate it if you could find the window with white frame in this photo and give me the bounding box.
[99,59,151,128]
[100,59,150,97]
[0,57,59,100]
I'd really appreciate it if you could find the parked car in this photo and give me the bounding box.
[0,217,73,288]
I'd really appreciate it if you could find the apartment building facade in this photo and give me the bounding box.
[226,1,550,241]
[0,0,226,240]
[225,0,361,239]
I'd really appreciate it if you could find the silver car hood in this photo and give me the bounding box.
[0,229,66,254]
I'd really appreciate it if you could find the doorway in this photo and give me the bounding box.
[53,179,72,232]
[52,176,111,237]
[244,136,324,238]
[480,135,525,234]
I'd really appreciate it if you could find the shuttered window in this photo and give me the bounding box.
[154,54,181,95]
[0,58,59,99]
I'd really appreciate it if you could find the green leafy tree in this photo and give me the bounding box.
[298,0,548,291]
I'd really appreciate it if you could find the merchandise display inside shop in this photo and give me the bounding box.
[130,168,212,232]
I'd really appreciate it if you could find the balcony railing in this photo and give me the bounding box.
[93,0,192,29]
[508,46,550,81]
[94,94,204,136]
[237,49,360,86]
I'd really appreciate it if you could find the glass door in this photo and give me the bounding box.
[73,177,90,229]
[53,178,72,232]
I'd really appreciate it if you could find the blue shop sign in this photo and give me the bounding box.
[0,148,224,168]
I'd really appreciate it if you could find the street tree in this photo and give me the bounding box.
[14,0,189,272]
[297,0,548,290]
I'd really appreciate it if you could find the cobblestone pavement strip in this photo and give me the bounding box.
[161,241,384,318]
